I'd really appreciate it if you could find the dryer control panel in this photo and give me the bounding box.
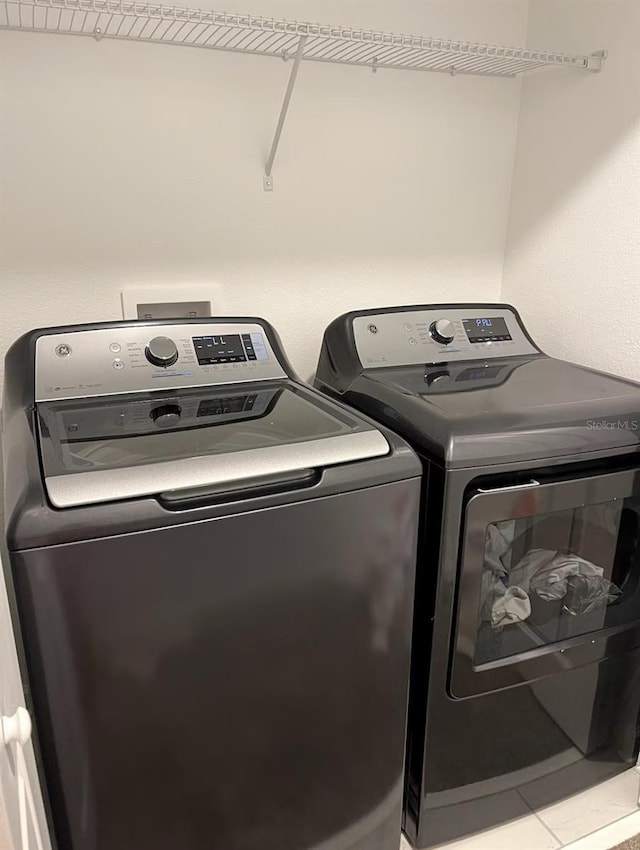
[35,322,286,401]
[352,305,538,368]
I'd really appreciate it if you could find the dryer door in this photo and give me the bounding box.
[451,466,640,698]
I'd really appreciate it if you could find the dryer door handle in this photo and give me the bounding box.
[476,479,540,494]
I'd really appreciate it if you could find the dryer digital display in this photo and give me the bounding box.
[462,316,512,343]
[455,365,505,382]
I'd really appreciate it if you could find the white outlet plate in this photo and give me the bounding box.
[121,284,220,320]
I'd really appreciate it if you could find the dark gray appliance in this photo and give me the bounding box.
[316,303,640,847]
[2,317,422,850]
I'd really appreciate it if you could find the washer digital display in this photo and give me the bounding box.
[192,332,269,365]
[192,334,247,364]
[462,317,512,343]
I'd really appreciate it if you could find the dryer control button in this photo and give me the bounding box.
[425,369,451,387]
[430,319,456,345]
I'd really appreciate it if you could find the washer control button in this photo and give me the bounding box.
[145,336,179,368]
[112,359,125,371]
[109,342,122,353]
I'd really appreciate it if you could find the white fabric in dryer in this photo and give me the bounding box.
[490,585,532,627]
[480,572,532,626]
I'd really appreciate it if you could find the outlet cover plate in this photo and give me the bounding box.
[121,285,220,320]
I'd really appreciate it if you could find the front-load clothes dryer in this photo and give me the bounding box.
[2,317,421,850]
[316,303,640,848]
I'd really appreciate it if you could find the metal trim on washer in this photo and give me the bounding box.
[44,430,390,508]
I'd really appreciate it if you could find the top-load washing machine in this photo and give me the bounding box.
[316,302,640,847]
[2,317,421,850]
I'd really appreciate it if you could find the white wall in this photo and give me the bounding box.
[503,0,640,381]
[0,0,528,385]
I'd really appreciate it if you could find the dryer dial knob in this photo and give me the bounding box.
[145,336,179,368]
[425,369,451,387]
[430,319,456,345]
[150,404,182,428]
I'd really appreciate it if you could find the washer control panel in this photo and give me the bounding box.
[352,306,538,368]
[35,323,286,401]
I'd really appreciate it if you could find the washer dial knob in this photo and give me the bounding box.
[150,404,182,428]
[145,336,179,368]
[430,319,456,345]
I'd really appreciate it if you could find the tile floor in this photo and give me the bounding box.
[399,768,640,850]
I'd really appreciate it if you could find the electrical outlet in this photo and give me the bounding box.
[121,285,220,320]
[136,301,211,320]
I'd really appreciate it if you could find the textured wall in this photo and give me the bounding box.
[0,0,528,387]
[503,0,640,380]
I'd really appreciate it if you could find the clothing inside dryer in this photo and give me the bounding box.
[475,499,640,666]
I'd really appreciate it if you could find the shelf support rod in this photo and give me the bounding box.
[263,35,307,191]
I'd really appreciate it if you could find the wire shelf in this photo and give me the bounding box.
[0,0,607,78]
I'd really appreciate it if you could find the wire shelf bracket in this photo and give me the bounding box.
[0,0,608,189]
[263,34,306,192]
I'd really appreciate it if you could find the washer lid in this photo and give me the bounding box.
[353,357,640,467]
[38,381,389,507]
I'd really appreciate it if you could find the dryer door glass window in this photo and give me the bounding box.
[473,495,640,667]
[451,467,640,698]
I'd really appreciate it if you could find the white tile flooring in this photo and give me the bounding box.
[400,768,640,850]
